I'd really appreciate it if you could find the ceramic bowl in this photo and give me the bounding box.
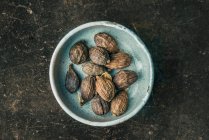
[49,21,154,126]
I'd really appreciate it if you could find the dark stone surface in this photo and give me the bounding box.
[0,0,209,139]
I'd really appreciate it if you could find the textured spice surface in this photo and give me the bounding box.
[65,64,80,93]
[82,62,106,76]
[91,95,110,115]
[89,47,110,65]
[95,76,115,102]
[94,32,119,53]
[105,52,131,69]
[1,0,209,139]
[111,90,128,116]
[113,70,138,89]
[69,41,89,64]
[80,76,95,101]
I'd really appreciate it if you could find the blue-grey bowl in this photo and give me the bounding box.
[49,21,154,126]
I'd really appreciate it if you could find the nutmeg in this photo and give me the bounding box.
[95,75,115,102]
[91,94,110,115]
[69,41,89,64]
[105,52,131,69]
[65,64,80,93]
[82,62,106,76]
[113,70,138,89]
[80,76,95,102]
[89,47,110,65]
[94,33,119,53]
[111,90,128,116]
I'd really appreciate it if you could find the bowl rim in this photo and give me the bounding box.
[49,21,154,127]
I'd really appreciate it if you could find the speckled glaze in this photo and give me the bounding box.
[49,21,154,127]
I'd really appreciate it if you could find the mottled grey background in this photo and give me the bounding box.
[0,0,209,139]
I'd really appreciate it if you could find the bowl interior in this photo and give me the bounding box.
[51,22,153,126]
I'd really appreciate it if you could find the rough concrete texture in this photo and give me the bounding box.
[0,0,209,139]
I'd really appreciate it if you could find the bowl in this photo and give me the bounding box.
[49,21,154,126]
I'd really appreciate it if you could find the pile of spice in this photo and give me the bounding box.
[65,33,138,116]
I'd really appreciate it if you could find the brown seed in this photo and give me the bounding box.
[65,64,80,93]
[95,75,115,102]
[113,70,138,89]
[91,94,110,115]
[89,47,110,65]
[94,32,119,53]
[82,62,106,76]
[105,52,131,69]
[80,76,95,102]
[69,41,88,64]
[111,90,128,116]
